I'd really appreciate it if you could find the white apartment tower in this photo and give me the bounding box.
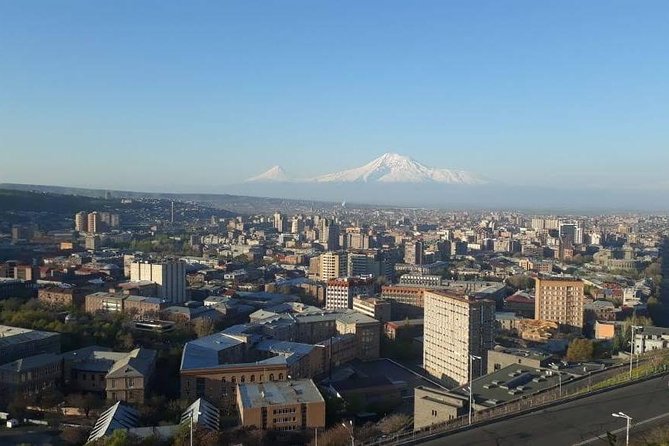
[130,260,186,304]
[423,291,495,387]
[273,212,286,233]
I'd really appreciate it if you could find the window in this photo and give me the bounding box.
[278,373,283,380]
[269,374,274,381]
[250,375,255,382]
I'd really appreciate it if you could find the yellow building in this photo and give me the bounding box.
[534,276,585,332]
[237,379,325,431]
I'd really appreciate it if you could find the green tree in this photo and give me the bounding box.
[193,318,215,338]
[566,338,594,362]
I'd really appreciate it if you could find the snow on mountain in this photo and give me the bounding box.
[311,153,484,184]
[245,165,291,182]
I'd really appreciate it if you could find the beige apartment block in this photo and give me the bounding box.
[423,291,495,387]
[534,276,585,332]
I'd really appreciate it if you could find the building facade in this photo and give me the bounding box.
[423,291,495,387]
[325,277,375,310]
[534,276,585,331]
[130,260,186,304]
[236,379,326,431]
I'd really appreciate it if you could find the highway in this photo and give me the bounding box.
[417,375,669,446]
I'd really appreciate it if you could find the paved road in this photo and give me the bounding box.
[418,375,669,446]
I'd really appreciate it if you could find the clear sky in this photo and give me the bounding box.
[1,1,668,192]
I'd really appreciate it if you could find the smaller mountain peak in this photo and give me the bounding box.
[246,165,290,182]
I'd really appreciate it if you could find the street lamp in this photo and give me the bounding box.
[629,325,642,379]
[468,354,481,425]
[548,363,562,397]
[190,410,202,446]
[341,420,354,446]
[612,412,632,446]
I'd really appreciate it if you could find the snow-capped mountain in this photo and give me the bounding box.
[245,165,291,182]
[311,153,483,184]
[245,153,484,185]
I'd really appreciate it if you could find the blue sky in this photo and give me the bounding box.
[1,1,668,192]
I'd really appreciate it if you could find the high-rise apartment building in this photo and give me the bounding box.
[423,291,495,387]
[273,212,286,233]
[75,211,88,232]
[320,219,340,251]
[87,212,101,234]
[319,251,347,281]
[404,241,424,265]
[325,277,375,310]
[534,276,585,331]
[347,251,394,279]
[130,260,186,304]
[290,217,304,234]
[559,222,577,245]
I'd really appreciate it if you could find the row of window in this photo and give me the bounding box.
[221,373,284,383]
[274,417,297,423]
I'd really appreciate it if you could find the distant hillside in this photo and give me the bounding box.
[0,188,120,214]
[0,183,360,214]
[0,188,236,229]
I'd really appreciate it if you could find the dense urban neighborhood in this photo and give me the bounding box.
[0,188,668,445]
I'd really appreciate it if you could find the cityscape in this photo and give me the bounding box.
[2,2,669,446]
[1,188,668,445]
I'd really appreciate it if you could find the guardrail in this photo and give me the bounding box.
[361,351,669,446]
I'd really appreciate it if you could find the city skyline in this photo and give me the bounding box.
[1,1,668,193]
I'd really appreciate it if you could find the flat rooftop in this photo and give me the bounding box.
[450,363,569,409]
[0,324,60,348]
[490,345,552,362]
[238,379,324,409]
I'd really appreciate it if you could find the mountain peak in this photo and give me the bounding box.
[245,153,485,185]
[246,165,290,182]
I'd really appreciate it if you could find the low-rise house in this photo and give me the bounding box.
[62,346,156,404]
[503,292,535,318]
[487,346,551,374]
[85,292,165,318]
[414,386,466,430]
[634,326,669,354]
[0,325,61,364]
[384,319,424,341]
[594,320,625,340]
[38,286,87,308]
[0,353,62,396]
